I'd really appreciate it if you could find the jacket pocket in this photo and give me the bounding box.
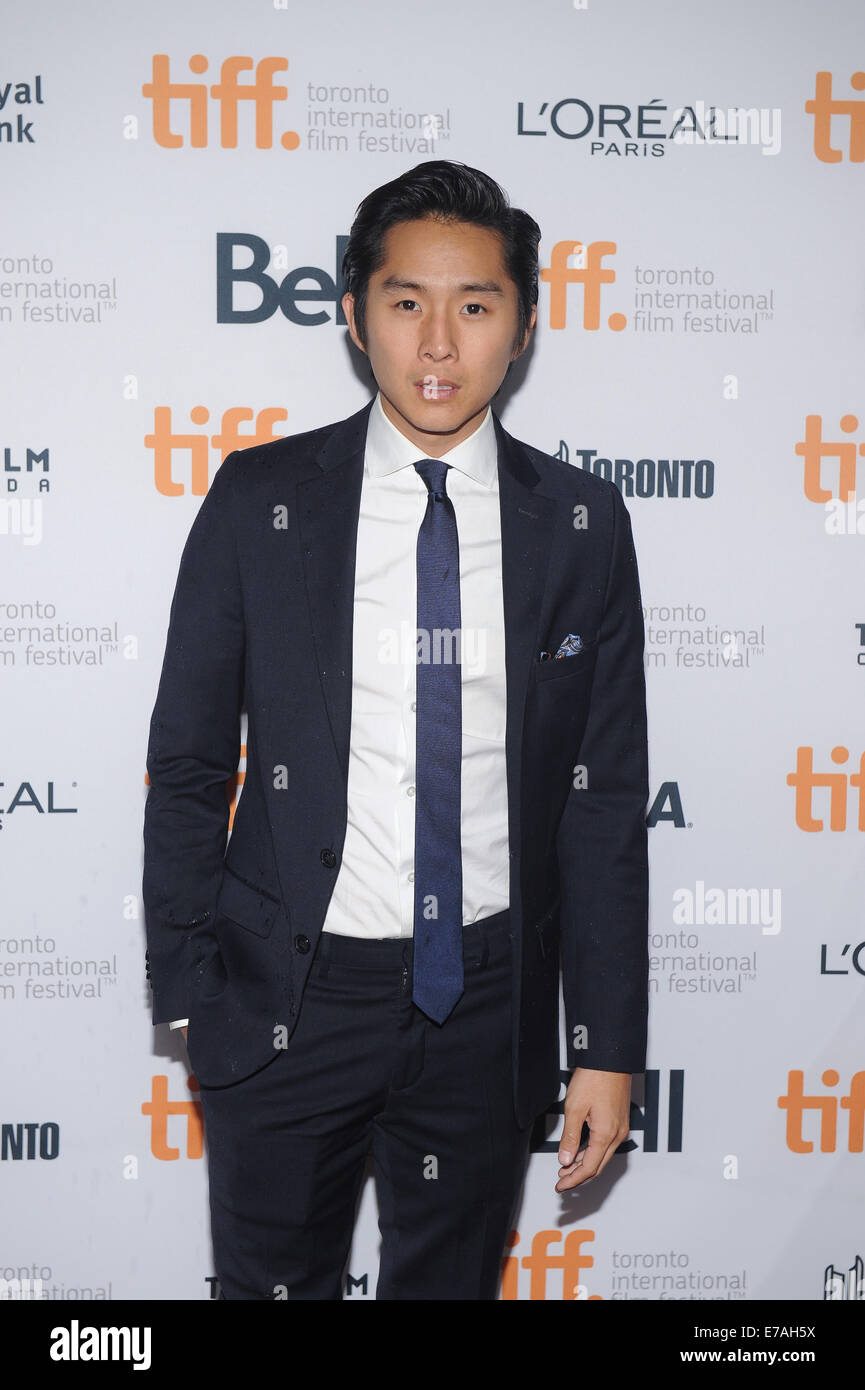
[214,866,280,938]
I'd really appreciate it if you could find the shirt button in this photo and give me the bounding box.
[407,785,415,797]
[294,934,311,954]
[410,702,416,712]
[408,872,415,883]
[320,848,337,868]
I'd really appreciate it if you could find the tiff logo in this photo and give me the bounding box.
[501,1229,598,1300]
[805,72,865,163]
[787,747,865,831]
[540,240,626,331]
[795,414,864,503]
[778,1070,865,1152]
[141,1075,203,1160]
[145,407,288,495]
[142,55,299,148]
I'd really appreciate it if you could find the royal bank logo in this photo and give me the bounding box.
[0,75,44,144]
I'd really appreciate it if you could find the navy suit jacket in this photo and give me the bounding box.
[143,399,649,1127]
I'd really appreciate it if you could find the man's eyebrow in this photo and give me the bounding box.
[378,275,505,295]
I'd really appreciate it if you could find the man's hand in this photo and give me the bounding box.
[180,1026,188,1043]
[556,1068,631,1192]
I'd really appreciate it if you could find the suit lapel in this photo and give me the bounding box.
[296,402,370,785]
[494,417,557,863]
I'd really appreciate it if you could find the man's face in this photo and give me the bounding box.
[342,217,535,457]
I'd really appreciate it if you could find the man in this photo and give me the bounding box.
[143,160,649,1300]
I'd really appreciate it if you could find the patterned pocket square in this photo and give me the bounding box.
[554,633,584,659]
[540,633,584,661]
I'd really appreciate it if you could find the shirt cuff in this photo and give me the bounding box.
[168,1019,189,1029]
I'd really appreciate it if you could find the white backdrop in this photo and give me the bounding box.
[2,0,863,1302]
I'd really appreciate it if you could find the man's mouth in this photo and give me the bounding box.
[416,378,460,400]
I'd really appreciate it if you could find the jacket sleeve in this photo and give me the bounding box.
[556,482,649,1073]
[142,453,245,1024]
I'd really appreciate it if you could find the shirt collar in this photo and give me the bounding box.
[365,390,498,488]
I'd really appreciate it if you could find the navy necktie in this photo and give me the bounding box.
[411,457,464,1024]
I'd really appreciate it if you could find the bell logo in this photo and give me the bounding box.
[787,747,865,831]
[540,240,626,331]
[532,1068,684,1155]
[142,1075,203,1160]
[805,72,865,163]
[216,234,348,326]
[501,1229,600,1300]
[795,414,864,502]
[778,1070,865,1152]
[142,55,300,150]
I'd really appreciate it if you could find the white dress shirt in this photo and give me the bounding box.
[168,391,509,1024]
[322,390,510,936]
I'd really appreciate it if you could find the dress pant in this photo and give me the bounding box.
[196,908,533,1300]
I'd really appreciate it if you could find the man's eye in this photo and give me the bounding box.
[463,303,485,315]
[395,299,419,311]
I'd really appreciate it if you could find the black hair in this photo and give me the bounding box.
[342,160,541,353]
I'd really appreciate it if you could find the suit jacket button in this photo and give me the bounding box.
[320,848,337,868]
[294,934,311,954]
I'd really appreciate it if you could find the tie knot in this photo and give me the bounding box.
[414,457,450,500]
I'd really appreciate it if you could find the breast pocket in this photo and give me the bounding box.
[533,640,598,684]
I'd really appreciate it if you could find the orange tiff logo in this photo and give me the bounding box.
[142,55,300,149]
[500,1228,601,1300]
[142,1075,203,1160]
[540,240,626,332]
[145,408,288,495]
[778,1071,865,1153]
[787,747,865,831]
[795,415,864,503]
[805,72,865,162]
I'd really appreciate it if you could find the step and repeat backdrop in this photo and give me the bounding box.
[2,0,863,1302]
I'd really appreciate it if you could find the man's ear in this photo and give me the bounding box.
[512,303,537,359]
[342,293,368,354]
